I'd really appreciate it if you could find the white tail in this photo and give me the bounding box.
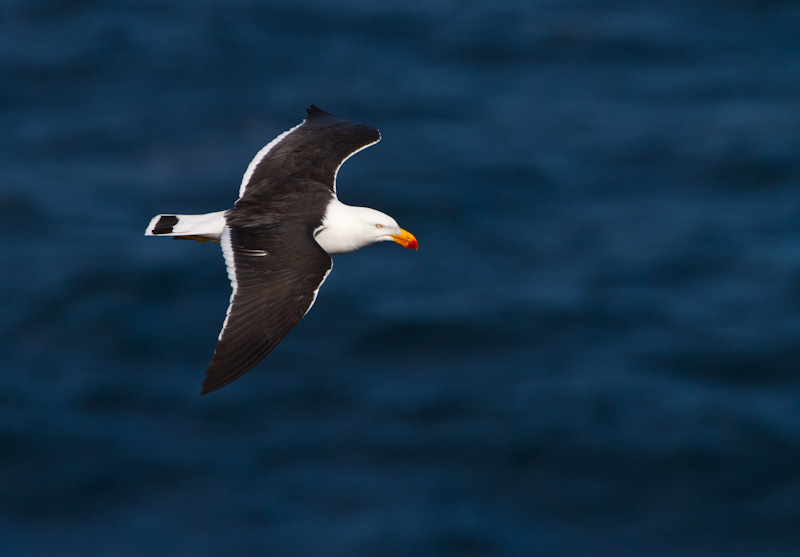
[145,211,227,242]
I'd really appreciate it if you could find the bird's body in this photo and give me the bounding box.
[145,106,417,394]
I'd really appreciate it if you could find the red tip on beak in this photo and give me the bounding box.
[391,228,418,250]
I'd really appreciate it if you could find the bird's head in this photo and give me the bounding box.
[366,209,419,250]
[315,202,418,254]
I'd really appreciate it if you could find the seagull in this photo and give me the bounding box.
[145,106,418,394]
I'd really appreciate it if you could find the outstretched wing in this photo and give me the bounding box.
[201,223,332,395]
[238,106,381,199]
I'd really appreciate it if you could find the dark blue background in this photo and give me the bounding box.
[2,0,800,555]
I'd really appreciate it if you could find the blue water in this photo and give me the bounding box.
[2,0,800,554]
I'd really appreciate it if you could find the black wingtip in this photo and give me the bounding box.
[200,378,223,396]
[199,372,246,396]
[306,105,336,120]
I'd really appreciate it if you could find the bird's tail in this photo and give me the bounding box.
[145,211,227,243]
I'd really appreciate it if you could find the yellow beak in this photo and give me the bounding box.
[390,228,419,250]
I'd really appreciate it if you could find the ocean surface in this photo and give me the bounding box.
[2,0,800,555]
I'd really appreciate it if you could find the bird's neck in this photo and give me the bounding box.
[314,199,372,255]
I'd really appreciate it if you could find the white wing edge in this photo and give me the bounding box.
[238,120,306,198]
[331,132,381,194]
[217,225,238,341]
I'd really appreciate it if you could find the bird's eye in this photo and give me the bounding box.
[375,224,383,229]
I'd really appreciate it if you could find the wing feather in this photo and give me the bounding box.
[238,106,380,200]
[201,224,332,395]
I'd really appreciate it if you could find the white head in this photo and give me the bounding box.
[315,200,418,255]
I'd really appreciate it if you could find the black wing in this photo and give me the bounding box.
[201,223,332,395]
[237,106,381,199]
